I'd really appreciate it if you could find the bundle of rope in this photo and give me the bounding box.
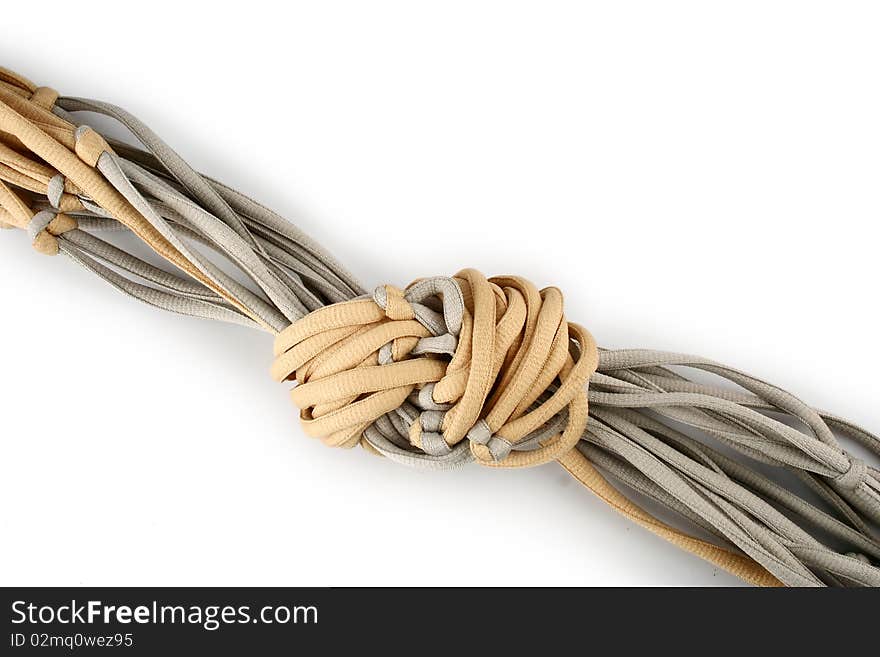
[2,65,879,586]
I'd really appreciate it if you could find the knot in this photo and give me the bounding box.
[832,457,867,492]
[272,269,599,469]
[47,174,66,210]
[74,125,112,168]
[373,284,415,321]
[27,210,77,256]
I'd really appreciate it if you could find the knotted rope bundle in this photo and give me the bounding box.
[272,273,597,468]
[2,66,880,587]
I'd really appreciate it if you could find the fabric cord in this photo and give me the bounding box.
[2,66,879,586]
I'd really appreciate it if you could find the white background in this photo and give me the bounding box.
[1,1,878,586]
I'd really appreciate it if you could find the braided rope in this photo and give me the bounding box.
[2,66,880,586]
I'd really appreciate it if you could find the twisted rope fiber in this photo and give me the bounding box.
[2,67,880,586]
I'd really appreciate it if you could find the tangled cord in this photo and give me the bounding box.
[2,65,880,586]
[272,272,597,469]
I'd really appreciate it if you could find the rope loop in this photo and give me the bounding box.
[833,457,867,491]
[272,269,599,469]
[27,210,77,256]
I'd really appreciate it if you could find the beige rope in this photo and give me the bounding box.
[557,449,781,587]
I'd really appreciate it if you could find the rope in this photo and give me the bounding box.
[2,65,880,586]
